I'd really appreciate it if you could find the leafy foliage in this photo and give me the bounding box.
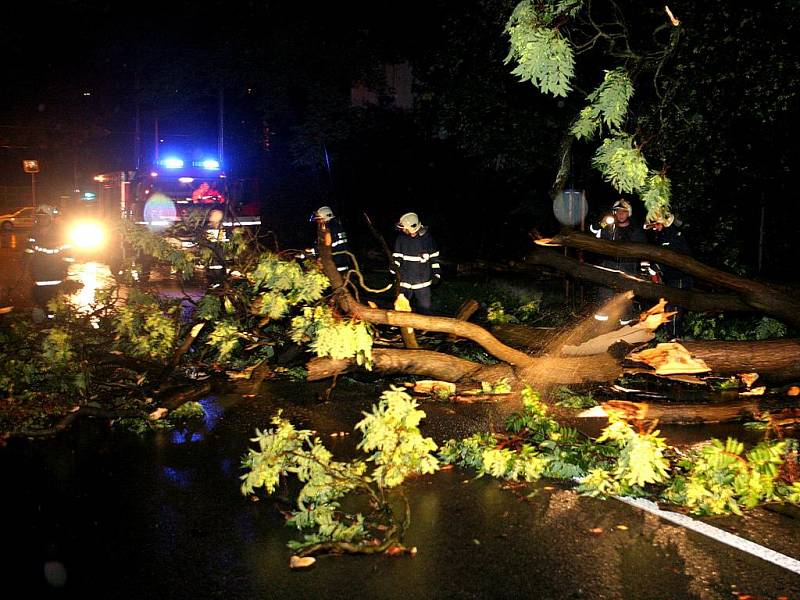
[480,378,513,395]
[640,173,672,221]
[241,388,439,554]
[291,306,374,369]
[504,0,679,219]
[442,387,800,515]
[664,438,788,515]
[552,386,597,409]
[504,1,576,97]
[591,135,649,194]
[120,221,196,281]
[249,254,330,318]
[206,320,245,361]
[684,313,788,341]
[355,386,440,488]
[571,68,634,139]
[590,412,670,492]
[113,289,180,360]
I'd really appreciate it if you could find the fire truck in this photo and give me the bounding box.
[94,156,261,280]
[94,157,261,229]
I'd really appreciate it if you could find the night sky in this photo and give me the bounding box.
[1,1,798,273]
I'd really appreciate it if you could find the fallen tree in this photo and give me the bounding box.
[311,219,800,428]
[486,321,800,384]
[313,221,667,389]
[533,232,800,328]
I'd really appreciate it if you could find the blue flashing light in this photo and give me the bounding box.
[199,159,220,170]
[161,157,184,169]
[82,192,96,200]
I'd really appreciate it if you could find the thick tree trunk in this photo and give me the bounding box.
[523,247,751,312]
[307,348,621,386]
[307,348,515,383]
[540,232,800,327]
[682,339,800,383]
[493,322,800,383]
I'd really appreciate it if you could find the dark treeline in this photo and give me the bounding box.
[1,0,797,278]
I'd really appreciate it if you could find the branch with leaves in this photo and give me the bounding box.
[505,0,682,219]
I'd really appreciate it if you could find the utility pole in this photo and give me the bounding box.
[218,87,224,166]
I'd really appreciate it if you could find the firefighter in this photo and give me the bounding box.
[645,212,693,338]
[204,208,227,284]
[191,181,226,205]
[26,205,69,321]
[593,198,647,325]
[309,206,352,273]
[391,212,441,315]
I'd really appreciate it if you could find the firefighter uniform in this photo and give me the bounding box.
[647,213,693,338]
[593,199,646,325]
[392,213,441,315]
[310,206,352,273]
[26,206,70,318]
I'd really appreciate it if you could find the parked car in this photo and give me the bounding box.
[0,206,37,231]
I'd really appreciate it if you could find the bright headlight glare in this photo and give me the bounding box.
[70,221,105,249]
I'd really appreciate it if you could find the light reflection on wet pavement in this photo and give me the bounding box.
[3,380,800,599]
[3,240,800,598]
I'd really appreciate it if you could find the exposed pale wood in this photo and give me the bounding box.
[412,380,457,395]
[561,323,654,356]
[627,342,711,375]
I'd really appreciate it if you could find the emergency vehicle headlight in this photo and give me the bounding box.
[70,220,106,249]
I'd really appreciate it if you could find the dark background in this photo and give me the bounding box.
[1,0,798,277]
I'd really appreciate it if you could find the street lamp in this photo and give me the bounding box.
[22,160,39,207]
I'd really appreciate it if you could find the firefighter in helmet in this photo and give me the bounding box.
[26,205,69,321]
[391,212,441,315]
[592,198,646,325]
[645,211,693,338]
[308,206,352,273]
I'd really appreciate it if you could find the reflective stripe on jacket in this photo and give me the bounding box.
[392,228,440,286]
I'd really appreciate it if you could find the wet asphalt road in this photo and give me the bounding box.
[4,379,800,600]
[3,229,800,598]
[0,230,36,308]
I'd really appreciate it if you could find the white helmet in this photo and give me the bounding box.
[612,198,632,217]
[312,206,335,222]
[397,212,422,234]
[648,211,675,227]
